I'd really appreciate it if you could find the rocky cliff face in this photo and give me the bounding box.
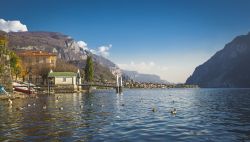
[186,32,250,88]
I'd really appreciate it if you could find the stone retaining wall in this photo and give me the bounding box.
[52,84,75,93]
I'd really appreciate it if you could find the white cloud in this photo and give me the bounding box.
[90,49,97,54]
[0,19,28,32]
[76,41,112,56]
[97,44,112,57]
[77,40,88,50]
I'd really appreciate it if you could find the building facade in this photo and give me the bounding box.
[17,50,57,67]
[48,70,81,93]
[16,50,57,85]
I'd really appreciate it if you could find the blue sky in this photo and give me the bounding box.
[1,0,250,83]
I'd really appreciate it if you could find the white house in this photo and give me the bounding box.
[48,70,81,89]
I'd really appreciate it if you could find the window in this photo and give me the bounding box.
[63,77,66,82]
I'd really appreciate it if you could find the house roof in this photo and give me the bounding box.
[48,72,77,77]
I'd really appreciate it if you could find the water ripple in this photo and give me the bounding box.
[1,88,250,141]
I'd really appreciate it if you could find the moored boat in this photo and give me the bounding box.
[13,82,36,94]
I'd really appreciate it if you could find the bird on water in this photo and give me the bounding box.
[171,108,177,115]
[152,107,157,112]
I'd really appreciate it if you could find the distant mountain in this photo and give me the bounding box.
[0,31,116,81]
[122,70,170,84]
[186,32,250,88]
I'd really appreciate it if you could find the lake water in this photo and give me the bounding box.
[1,88,250,142]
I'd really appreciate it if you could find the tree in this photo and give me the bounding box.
[100,74,105,83]
[54,59,78,72]
[0,65,3,76]
[9,51,19,69]
[0,33,8,48]
[13,65,22,81]
[84,56,94,82]
[8,51,24,81]
[34,63,51,85]
[20,62,29,82]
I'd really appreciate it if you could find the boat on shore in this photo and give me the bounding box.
[13,82,36,94]
[14,87,35,94]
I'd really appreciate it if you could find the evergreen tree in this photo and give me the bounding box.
[84,56,94,82]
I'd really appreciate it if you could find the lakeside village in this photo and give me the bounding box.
[0,35,197,100]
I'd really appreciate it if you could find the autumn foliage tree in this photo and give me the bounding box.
[9,51,22,80]
[0,34,9,76]
[0,35,24,81]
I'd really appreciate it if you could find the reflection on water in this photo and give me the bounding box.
[1,88,250,141]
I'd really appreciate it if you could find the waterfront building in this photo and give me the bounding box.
[17,50,57,67]
[48,70,81,92]
[16,50,57,84]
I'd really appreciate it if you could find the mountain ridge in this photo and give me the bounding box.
[1,31,116,67]
[0,30,117,81]
[1,30,169,83]
[186,32,250,88]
